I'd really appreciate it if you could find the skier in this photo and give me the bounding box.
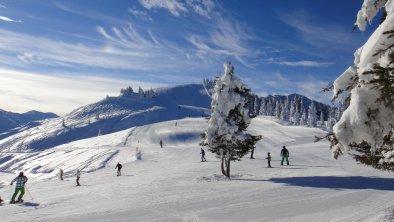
[76,169,81,186]
[0,196,3,204]
[200,148,207,162]
[10,172,28,204]
[266,152,272,168]
[59,168,64,181]
[160,140,163,148]
[175,122,177,126]
[280,146,290,165]
[115,162,122,176]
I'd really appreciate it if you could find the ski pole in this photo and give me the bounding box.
[25,186,34,201]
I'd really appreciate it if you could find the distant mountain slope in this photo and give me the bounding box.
[0,84,211,152]
[0,109,57,134]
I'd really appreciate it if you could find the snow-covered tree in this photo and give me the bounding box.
[319,111,324,127]
[300,108,307,125]
[307,102,318,127]
[274,101,281,119]
[259,98,267,116]
[253,96,260,116]
[266,99,273,116]
[138,86,144,97]
[325,0,394,170]
[201,62,261,178]
[280,97,290,121]
[120,86,133,96]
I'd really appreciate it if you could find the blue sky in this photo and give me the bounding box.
[0,0,376,115]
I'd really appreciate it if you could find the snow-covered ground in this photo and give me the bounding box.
[1,117,394,221]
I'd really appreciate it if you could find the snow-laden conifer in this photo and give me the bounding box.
[325,0,394,170]
[201,62,261,177]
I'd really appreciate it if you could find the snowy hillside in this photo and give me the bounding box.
[0,109,57,137]
[0,84,210,152]
[1,116,394,221]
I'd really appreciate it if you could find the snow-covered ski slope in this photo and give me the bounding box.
[0,84,210,152]
[1,117,394,222]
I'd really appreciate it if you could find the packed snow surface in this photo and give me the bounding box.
[1,117,394,221]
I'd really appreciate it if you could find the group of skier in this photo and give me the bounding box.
[1,144,289,204]
[266,146,290,168]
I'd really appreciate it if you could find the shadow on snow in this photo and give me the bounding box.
[269,176,394,191]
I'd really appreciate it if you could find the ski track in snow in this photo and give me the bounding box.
[1,117,394,222]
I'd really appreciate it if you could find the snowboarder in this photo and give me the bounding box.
[266,152,272,168]
[115,162,122,176]
[59,169,64,181]
[160,140,163,148]
[10,172,28,204]
[280,146,290,165]
[76,169,81,186]
[200,148,207,162]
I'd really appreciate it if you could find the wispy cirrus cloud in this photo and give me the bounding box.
[0,15,22,22]
[186,17,259,68]
[139,0,214,18]
[262,58,332,67]
[139,0,188,17]
[128,7,153,22]
[186,0,214,18]
[0,4,6,8]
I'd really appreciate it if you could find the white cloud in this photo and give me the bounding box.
[186,0,214,18]
[0,68,164,115]
[0,4,6,8]
[0,27,194,72]
[128,7,153,22]
[186,18,258,68]
[262,58,332,67]
[139,0,188,17]
[0,16,22,22]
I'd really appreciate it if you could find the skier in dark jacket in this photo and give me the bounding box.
[10,172,28,203]
[200,148,207,162]
[160,140,163,148]
[266,152,272,168]
[280,146,290,165]
[115,162,122,176]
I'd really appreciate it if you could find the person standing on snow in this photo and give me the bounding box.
[76,169,81,186]
[266,152,272,168]
[115,162,122,176]
[280,146,290,165]
[59,169,64,181]
[160,140,163,148]
[10,172,28,203]
[200,148,207,162]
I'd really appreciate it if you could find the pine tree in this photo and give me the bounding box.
[259,98,267,116]
[307,102,318,127]
[317,1,394,170]
[300,107,307,125]
[275,101,281,119]
[201,62,261,178]
[138,86,144,97]
[319,111,324,127]
[280,97,290,121]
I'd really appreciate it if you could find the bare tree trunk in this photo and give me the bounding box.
[226,157,231,178]
[221,158,226,176]
[250,147,255,159]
